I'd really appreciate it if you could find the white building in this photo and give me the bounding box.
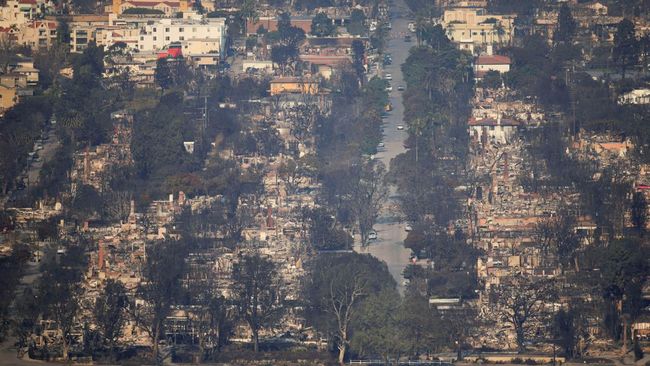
[0,0,40,27]
[137,17,226,56]
[468,116,519,145]
[441,8,515,54]
[618,88,650,105]
[474,54,511,80]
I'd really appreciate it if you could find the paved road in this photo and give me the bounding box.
[354,0,414,294]
[2,126,59,209]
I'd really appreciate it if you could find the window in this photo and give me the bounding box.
[179,27,184,32]
[165,27,169,32]
[165,36,170,40]
[140,36,144,40]
[153,27,157,32]
[192,27,196,32]
[153,36,157,41]
[179,36,184,40]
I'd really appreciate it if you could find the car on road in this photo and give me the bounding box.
[385,85,393,92]
[385,73,392,80]
[368,231,378,240]
[397,125,404,130]
[397,85,405,91]
[378,142,385,148]
[405,224,412,232]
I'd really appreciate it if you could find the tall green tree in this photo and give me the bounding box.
[311,12,336,37]
[631,191,647,232]
[350,289,404,364]
[231,253,283,352]
[304,253,395,365]
[613,19,640,79]
[347,9,366,36]
[39,244,87,360]
[94,280,128,361]
[553,3,576,45]
[56,19,71,45]
[398,291,443,357]
[135,239,188,360]
[599,239,648,332]
[352,160,388,246]
[351,39,365,82]
[493,274,557,352]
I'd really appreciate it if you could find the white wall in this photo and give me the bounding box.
[137,18,226,55]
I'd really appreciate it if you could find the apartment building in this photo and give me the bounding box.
[442,8,515,53]
[0,0,41,27]
[137,17,226,56]
[19,20,57,49]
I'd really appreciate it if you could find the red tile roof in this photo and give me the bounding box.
[124,0,180,6]
[476,55,511,65]
[30,21,57,29]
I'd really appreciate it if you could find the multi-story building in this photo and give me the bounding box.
[137,17,226,56]
[112,0,188,16]
[65,15,109,52]
[0,0,41,27]
[19,20,57,49]
[441,8,515,54]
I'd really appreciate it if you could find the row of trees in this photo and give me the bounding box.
[312,69,390,247]
[11,231,285,362]
[389,25,476,302]
[304,252,478,364]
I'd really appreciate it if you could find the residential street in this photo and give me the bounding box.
[354,0,412,293]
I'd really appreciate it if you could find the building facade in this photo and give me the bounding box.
[137,17,226,56]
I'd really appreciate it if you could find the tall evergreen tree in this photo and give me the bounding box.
[554,3,576,45]
[613,19,640,79]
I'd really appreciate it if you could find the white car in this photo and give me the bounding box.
[385,73,392,80]
[405,224,412,232]
[368,231,378,240]
[386,85,393,92]
[397,125,404,130]
[378,142,385,148]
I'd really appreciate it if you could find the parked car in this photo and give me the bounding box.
[397,125,404,130]
[368,231,378,240]
[397,85,405,91]
[405,224,412,232]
